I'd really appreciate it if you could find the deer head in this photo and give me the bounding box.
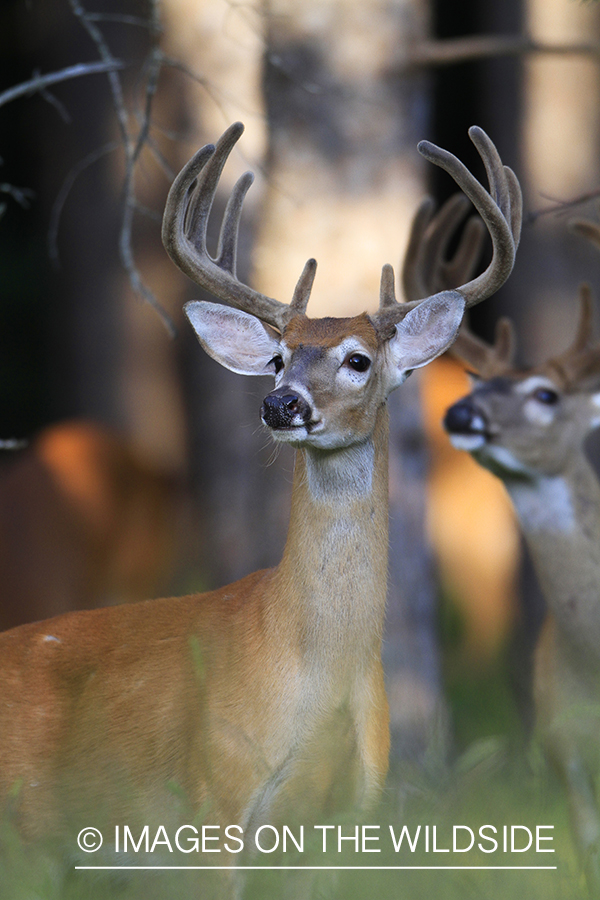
[162,122,521,451]
[444,285,600,477]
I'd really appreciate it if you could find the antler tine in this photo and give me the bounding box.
[568,217,600,253]
[214,170,254,276]
[444,215,487,292]
[416,195,473,293]
[290,258,318,314]
[162,122,307,333]
[558,217,600,379]
[401,192,486,303]
[493,317,517,366]
[417,127,521,309]
[547,284,600,387]
[571,282,595,353]
[380,263,397,309]
[452,316,517,378]
[401,196,437,302]
[371,127,521,338]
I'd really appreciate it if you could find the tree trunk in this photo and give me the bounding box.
[259,0,445,762]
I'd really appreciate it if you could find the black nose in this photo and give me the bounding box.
[443,399,485,435]
[261,391,311,429]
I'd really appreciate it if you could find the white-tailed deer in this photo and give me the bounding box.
[0,123,521,855]
[0,420,178,631]
[443,275,600,889]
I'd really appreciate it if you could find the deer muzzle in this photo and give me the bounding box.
[261,388,312,431]
[443,397,490,451]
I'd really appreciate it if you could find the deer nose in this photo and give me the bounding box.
[261,390,312,429]
[443,399,487,435]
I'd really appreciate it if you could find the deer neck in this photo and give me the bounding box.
[505,452,600,654]
[272,403,390,668]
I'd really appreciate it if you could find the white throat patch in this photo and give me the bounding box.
[509,476,576,534]
[483,444,534,477]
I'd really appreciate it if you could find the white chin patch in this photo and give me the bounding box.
[269,426,308,444]
[484,444,532,476]
[449,433,487,452]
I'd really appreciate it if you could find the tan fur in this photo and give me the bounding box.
[0,279,463,863]
[0,366,391,854]
[283,313,380,352]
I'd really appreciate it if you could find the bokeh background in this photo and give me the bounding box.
[2,3,600,894]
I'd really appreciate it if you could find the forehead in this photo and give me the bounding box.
[533,359,592,394]
[282,314,379,353]
[473,364,583,397]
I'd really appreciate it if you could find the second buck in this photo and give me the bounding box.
[444,281,600,890]
[0,123,520,851]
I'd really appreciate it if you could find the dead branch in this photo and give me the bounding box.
[0,61,125,109]
[0,183,35,208]
[0,440,28,451]
[401,35,600,71]
[68,0,176,336]
[526,189,600,226]
[48,141,121,267]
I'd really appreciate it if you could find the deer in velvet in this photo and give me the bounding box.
[0,123,521,852]
[443,270,600,890]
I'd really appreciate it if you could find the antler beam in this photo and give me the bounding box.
[161,122,310,333]
[420,127,522,306]
[373,127,522,336]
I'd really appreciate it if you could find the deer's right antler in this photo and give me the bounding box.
[557,212,600,383]
[161,122,315,333]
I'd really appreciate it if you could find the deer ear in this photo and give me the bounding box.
[385,291,465,391]
[185,301,281,376]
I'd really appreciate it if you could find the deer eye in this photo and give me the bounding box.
[533,387,559,405]
[270,355,284,375]
[346,354,371,373]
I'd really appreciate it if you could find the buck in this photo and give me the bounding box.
[443,278,600,889]
[0,123,520,855]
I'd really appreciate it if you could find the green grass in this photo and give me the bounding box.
[0,596,588,899]
[0,746,586,899]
